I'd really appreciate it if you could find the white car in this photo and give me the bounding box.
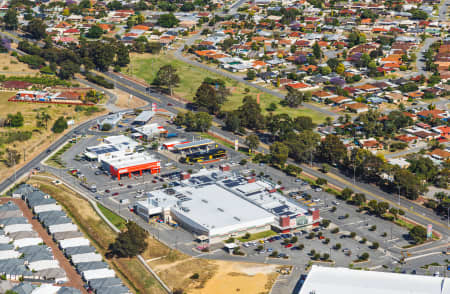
[315,188,322,192]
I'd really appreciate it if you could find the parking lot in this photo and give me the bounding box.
[39,109,431,275]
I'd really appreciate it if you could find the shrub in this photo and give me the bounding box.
[360,252,369,261]
[52,116,68,133]
[101,123,112,131]
[85,73,114,89]
[190,273,199,279]
[321,219,331,228]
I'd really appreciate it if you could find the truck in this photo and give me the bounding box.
[166,133,178,138]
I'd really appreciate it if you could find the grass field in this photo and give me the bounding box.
[27,175,165,294]
[125,53,325,123]
[0,53,40,76]
[237,230,277,242]
[0,91,105,179]
[97,203,127,230]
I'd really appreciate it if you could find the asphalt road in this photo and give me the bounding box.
[101,71,449,240]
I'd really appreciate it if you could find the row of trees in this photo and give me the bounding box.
[18,36,130,78]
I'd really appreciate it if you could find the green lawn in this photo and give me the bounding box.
[237,230,277,242]
[97,203,127,230]
[126,53,325,123]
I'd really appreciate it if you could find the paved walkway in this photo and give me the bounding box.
[6,198,87,293]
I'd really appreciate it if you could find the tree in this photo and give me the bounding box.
[245,134,260,152]
[284,86,304,107]
[409,225,427,244]
[237,96,265,130]
[322,253,330,261]
[246,69,256,80]
[336,63,345,74]
[225,112,241,133]
[101,123,112,131]
[312,41,322,60]
[353,193,366,206]
[334,243,341,250]
[284,130,320,163]
[154,65,180,96]
[375,201,389,216]
[25,18,47,40]
[360,252,369,261]
[5,149,20,167]
[158,13,179,28]
[88,41,115,71]
[350,232,356,238]
[371,242,379,249]
[3,9,18,30]
[321,219,331,228]
[317,134,347,165]
[52,117,68,133]
[193,83,223,114]
[7,112,24,127]
[320,65,331,75]
[109,222,148,257]
[115,42,130,67]
[193,112,212,132]
[340,187,353,201]
[86,25,104,39]
[58,60,79,80]
[270,142,289,167]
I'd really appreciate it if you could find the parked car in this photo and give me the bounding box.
[104,189,110,193]
[284,243,293,248]
[112,192,119,196]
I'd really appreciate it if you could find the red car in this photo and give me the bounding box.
[319,236,325,240]
[284,243,293,248]
[104,189,110,193]
[112,192,119,196]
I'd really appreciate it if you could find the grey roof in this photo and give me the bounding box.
[57,287,83,294]
[23,190,47,202]
[89,277,123,289]
[0,209,23,219]
[0,259,32,276]
[9,231,39,240]
[53,231,84,241]
[35,267,66,279]
[0,243,14,251]
[0,202,20,212]
[96,285,130,294]
[76,261,109,273]
[64,245,96,258]
[11,282,36,294]
[37,210,66,222]
[18,245,53,263]
[28,197,56,208]
[12,184,36,198]
[42,216,72,228]
[0,217,28,226]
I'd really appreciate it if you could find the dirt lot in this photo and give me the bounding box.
[27,175,165,294]
[0,53,40,76]
[150,257,279,294]
[0,91,106,183]
[114,87,148,109]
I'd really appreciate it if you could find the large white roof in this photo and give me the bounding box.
[171,184,274,237]
[299,265,450,294]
